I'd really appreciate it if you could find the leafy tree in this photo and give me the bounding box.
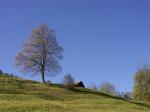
[133,65,150,101]
[99,82,116,95]
[15,24,63,83]
[63,74,74,85]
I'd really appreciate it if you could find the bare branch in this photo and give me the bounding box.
[15,24,63,83]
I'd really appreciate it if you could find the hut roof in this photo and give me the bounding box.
[73,81,85,88]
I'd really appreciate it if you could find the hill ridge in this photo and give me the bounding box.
[0,75,150,112]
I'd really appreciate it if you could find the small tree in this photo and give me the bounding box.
[63,74,74,85]
[15,24,63,83]
[99,82,116,95]
[133,65,150,101]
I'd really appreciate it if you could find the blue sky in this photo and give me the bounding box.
[0,0,150,92]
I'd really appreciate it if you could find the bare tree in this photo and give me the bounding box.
[62,74,74,85]
[15,24,63,83]
[99,82,116,95]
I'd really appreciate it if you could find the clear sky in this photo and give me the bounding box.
[0,0,150,92]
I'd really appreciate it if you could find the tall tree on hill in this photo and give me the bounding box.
[133,65,150,101]
[15,24,63,83]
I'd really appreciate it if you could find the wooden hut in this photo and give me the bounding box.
[73,81,85,88]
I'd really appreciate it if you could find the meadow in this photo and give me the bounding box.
[0,75,150,112]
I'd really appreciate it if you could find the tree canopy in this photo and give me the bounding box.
[133,65,150,101]
[15,24,63,83]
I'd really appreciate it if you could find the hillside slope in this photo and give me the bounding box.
[0,75,150,112]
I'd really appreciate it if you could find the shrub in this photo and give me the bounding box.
[64,84,75,90]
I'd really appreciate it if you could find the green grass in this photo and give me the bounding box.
[0,75,150,112]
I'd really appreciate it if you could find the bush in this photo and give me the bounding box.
[64,84,75,90]
[46,80,52,84]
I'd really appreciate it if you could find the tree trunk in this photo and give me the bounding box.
[42,70,46,83]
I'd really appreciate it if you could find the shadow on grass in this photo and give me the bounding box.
[71,87,150,109]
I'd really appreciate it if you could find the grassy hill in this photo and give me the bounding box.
[0,74,150,112]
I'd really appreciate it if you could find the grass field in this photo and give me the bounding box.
[0,75,150,112]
